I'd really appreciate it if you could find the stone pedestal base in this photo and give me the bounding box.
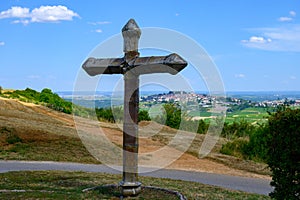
[119,181,142,196]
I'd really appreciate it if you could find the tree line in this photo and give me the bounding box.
[1,88,73,114]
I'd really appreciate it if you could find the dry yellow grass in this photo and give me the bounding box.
[0,97,270,178]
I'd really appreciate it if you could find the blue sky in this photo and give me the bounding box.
[0,0,300,92]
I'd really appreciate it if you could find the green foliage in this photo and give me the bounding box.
[227,101,252,113]
[2,88,73,114]
[163,103,182,129]
[224,107,300,198]
[266,108,300,199]
[197,119,209,134]
[95,107,152,123]
[220,138,249,158]
[221,120,256,140]
[40,88,72,114]
[6,133,22,144]
[245,125,269,162]
[152,103,208,133]
[138,110,151,122]
[96,107,118,123]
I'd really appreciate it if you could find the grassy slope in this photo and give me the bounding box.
[0,171,270,199]
[0,97,272,198]
[0,97,98,163]
[0,96,270,176]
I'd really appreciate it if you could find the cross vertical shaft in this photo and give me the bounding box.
[121,71,141,195]
[119,19,142,196]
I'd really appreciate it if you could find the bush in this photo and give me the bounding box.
[163,103,182,129]
[2,88,73,114]
[266,108,300,199]
[220,138,249,159]
[221,120,255,140]
[6,133,22,144]
[245,125,269,162]
[138,110,151,122]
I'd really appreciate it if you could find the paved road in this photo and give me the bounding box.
[0,160,272,195]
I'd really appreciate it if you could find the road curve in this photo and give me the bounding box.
[0,160,272,195]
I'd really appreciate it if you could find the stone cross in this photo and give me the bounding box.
[82,19,187,196]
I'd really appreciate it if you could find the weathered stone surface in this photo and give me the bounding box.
[82,18,188,197]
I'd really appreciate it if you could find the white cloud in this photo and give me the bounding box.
[0,41,5,46]
[0,5,79,24]
[278,11,297,22]
[11,19,30,25]
[245,36,272,43]
[31,6,79,22]
[278,17,293,22]
[290,75,297,80]
[88,21,111,25]
[290,11,296,17]
[0,6,30,19]
[235,74,245,78]
[95,29,102,33]
[242,25,300,52]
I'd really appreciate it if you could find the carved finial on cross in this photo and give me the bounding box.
[122,19,141,60]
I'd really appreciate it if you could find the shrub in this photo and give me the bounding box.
[245,124,269,162]
[267,108,300,199]
[138,110,151,122]
[6,133,22,144]
[220,138,249,159]
[221,120,255,140]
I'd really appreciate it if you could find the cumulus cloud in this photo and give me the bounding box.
[31,5,79,22]
[0,6,30,19]
[0,41,5,46]
[242,25,300,52]
[0,5,79,24]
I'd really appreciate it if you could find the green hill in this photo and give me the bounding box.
[0,88,72,114]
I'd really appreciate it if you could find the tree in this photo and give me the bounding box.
[163,103,182,129]
[267,108,300,199]
[138,110,150,122]
[0,86,2,94]
[39,88,52,103]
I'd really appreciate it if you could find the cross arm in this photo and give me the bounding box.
[82,57,125,76]
[132,53,187,75]
[82,53,187,76]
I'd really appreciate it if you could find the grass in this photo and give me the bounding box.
[226,107,269,124]
[0,171,270,200]
[0,126,98,163]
